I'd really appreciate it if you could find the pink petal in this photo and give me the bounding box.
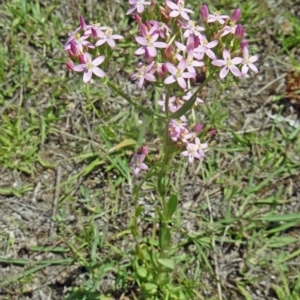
[180,11,191,21]
[93,56,105,66]
[177,77,187,89]
[154,41,168,48]
[212,59,225,67]
[230,65,241,77]
[182,72,196,79]
[206,49,216,60]
[166,1,178,10]
[220,67,229,79]
[207,40,218,48]
[178,58,186,71]
[231,57,243,65]
[222,49,231,60]
[83,70,92,83]
[73,64,86,72]
[126,6,136,15]
[137,4,144,14]
[135,36,147,46]
[95,39,106,47]
[138,77,145,89]
[111,34,123,40]
[169,11,180,18]
[249,56,258,63]
[145,73,156,82]
[93,67,106,78]
[164,75,176,85]
[249,63,258,73]
[135,47,145,55]
[107,39,116,48]
[242,65,249,75]
[148,46,157,57]
[165,62,177,74]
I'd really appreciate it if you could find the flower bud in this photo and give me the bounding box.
[209,129,217,136]
[78,54,86,64]
[240,39,248,50]
[149,0,156,13]
[230,8,241,23]
[194,35,200,48]
[134,13,142,24]
[234,24,245,39]
[66,61,74,70]
[79,15,87,31]
[200,5,209,21]
[194,124,203,133]
[140,146,148,155]
[164,44,173,59]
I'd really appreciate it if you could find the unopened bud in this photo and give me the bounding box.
[66,61,74,70]
[200,5,209,21]
[140,146,148,155]
[240,39,248,50]
[194,124,204,133]
[79,15,87,31]
[230,8,241,23]
[134,13,142,24]
[78,54,86,64]
[234,24,245,39]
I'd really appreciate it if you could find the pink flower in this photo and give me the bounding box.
[149,20,172,39]
[131,62,156,89]
[207,11,229,24]
[129,152,148,175]
[95,28,123,48]
[182,20,204,38]
[168,117,188,141]
[166,0,194,21]
[126,0,151,15]
[73,53,106,83]
[212,49,243,79]
[164,58,196,89]
[200,5,209,21]
[176,50,204,73]
[241,47,258,75]
[135,24,167,57]
[196,35,218,60]
[181,138,208,163]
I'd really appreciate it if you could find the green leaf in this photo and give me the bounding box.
[167,194,178,219]
[143,283,158,294]
[158,258,175,270]
[159,226,171,251]
[136,266,148,278]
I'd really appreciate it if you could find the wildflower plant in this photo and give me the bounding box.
[64,1,258,298]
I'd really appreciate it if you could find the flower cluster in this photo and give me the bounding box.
[64,2,258,175]
[64,15,124,83]
[127,1,258,173]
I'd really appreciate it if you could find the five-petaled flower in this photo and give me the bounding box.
[126,0,151,15]
[241,47,258,75]
[164,58,196,89]
[166,0,194,21]
[95,28,123,48]
[181,137,208,163]
[131,62,156,89]
[73,53,106,83]
[212,49,243,79]
[135,25,167,57]
[129,152,148,175]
